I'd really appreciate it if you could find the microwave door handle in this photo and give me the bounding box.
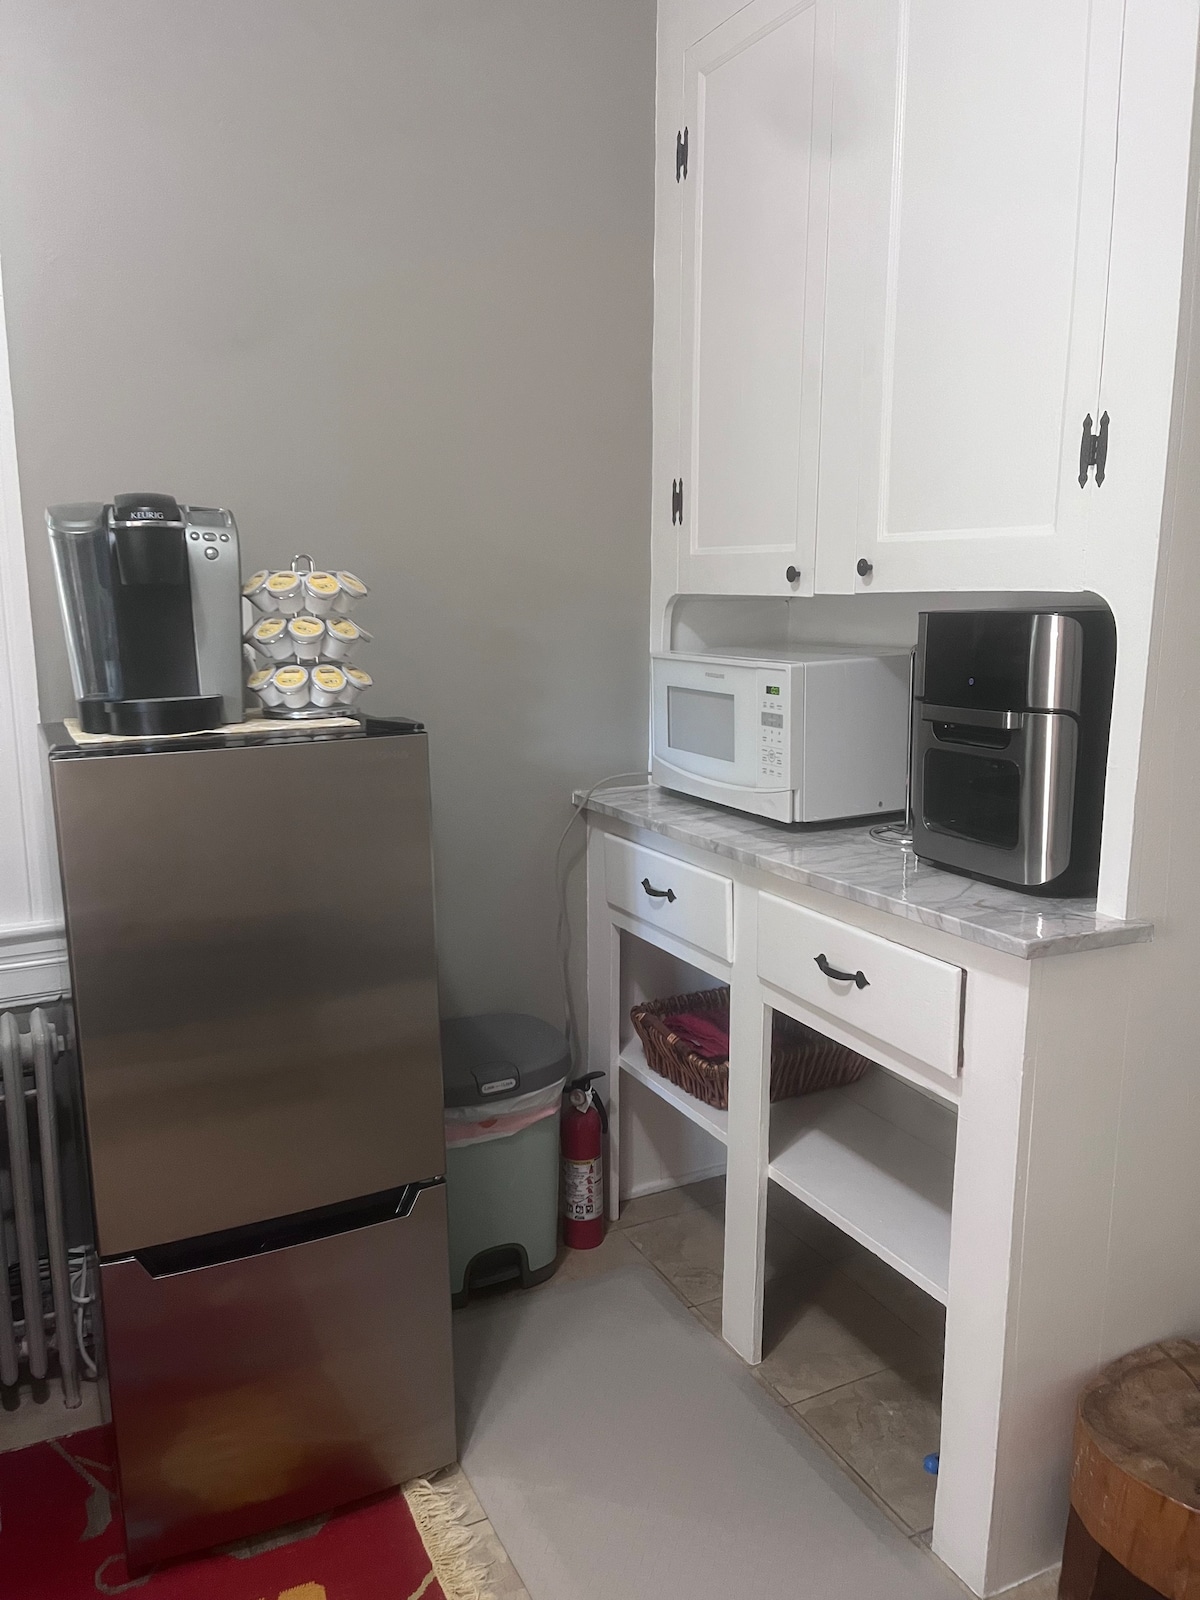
[919,704,1023,730]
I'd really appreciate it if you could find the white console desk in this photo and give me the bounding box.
[582,783,1151,1597]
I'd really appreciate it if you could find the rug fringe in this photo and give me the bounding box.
[403,1472,495,1600]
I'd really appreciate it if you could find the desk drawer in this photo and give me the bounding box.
[604,835,733,963]
[757,894,963,1079]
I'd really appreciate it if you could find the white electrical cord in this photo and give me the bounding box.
[67,1246,97,1378]
[555,771,648,1071]
[868,819,914,849]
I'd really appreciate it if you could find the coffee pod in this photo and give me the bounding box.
[302,571,340,616]
[287,615,326,661]
[242,570,274,612]
[332,571,368,614]
[340,665,373,704]
[271,664,310,709]
[247,666,282,708]
[248,615,291,661]
[264,570,304,615]
[310,664,348,708]
[323,616,366,661]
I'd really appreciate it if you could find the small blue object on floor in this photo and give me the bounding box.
[924,1453,940,1476]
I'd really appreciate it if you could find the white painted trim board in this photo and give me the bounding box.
[0,255,59,940]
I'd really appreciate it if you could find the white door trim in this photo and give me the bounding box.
[0,254,66,996]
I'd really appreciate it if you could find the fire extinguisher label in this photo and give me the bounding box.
[562,1156,603,1221]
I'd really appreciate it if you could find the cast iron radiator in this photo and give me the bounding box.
[0,1006,87,1406]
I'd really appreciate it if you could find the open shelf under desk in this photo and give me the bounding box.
[618,1036,728,1146]
[617,1037,950,1304]
[768,1089,954,1303]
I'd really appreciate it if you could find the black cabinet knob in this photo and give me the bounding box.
[785,566,801,584]
[856,558,873,577]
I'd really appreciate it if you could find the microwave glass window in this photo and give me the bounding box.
[922,748,1021,850]
[667,686,736,762]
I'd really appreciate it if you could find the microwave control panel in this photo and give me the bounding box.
[758,678,786,785]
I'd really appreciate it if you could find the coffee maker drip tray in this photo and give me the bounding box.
[79,695,226,738]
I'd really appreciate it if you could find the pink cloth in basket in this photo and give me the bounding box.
[662,1010,730,1063]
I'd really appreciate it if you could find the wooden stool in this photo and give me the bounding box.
[1061,1339,1200,1599]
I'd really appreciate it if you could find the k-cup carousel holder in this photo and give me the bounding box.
[242,554,373,718]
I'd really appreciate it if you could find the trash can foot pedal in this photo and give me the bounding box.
[452,1242,558,1309]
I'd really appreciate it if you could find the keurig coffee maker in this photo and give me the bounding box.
[47,493,243,735]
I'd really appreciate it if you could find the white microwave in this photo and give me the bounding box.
[651,647,911,824]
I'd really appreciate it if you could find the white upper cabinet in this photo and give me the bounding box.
[674,0,832,596]
[657,0,1127,600]
[823,0,1125,595]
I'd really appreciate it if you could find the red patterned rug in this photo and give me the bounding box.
[0,1426,481,1600]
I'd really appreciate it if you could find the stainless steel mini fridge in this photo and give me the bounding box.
[44,715,456,1572]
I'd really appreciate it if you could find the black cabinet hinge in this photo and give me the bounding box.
[671,478,684,525]
[1079,411,1109,487]
[676,127,689,182]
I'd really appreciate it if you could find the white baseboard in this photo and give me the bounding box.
[0,921,68,1008]
[623,1162,726,1201]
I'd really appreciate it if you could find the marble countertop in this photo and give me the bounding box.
[577,784,1153,960]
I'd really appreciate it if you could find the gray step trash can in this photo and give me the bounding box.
[441,1013,569,1308]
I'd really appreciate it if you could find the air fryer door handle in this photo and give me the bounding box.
[919,704,1023,730]
[814,953,869,989]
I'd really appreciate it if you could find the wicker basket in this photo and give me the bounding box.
[629,986,869,1110]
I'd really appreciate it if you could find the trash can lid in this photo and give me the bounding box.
[440,1012,571,1106]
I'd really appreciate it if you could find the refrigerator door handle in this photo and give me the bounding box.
[126,1179,445,1279]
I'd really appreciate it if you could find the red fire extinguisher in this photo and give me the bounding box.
[561,1072,608,1250]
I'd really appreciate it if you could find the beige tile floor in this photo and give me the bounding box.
[616,1176,950,1540]
[455,1176,1061,1600]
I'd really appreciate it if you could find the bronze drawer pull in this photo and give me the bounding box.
[641,878,676,904]
[815,952,869,989]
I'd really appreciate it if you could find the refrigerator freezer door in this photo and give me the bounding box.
[50,731,445,1255]
[101,1183,456,1573]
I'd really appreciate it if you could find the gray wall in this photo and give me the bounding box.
[0,1,653,1025]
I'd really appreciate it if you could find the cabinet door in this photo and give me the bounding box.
[676,0,832,597]
[818,0,1124,594]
